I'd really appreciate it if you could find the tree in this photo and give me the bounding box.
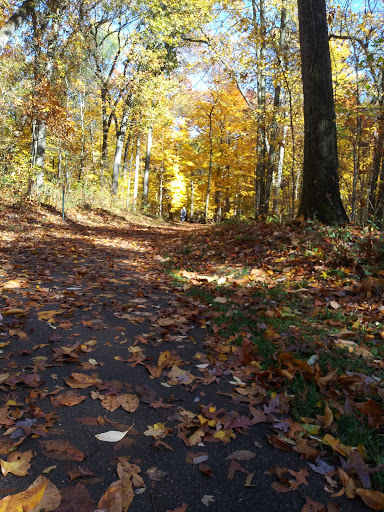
[297,0,348,224]
[0,0,34,54]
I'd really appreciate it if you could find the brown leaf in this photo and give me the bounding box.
[355,399,384,418]
[356,488,384,510]
[51,391,87,407]
[28,476,62,512]
[293,438,319,459]
[101,394,120,412]
[116,394,139,413]
[249,406,267,424]
[40,440,84,461]
[65,373,100,389]
[97,481,124,512]
[56,483,94,512]
[266,434,292,452]
[146,364,162,378]
[227,459,249,480]
[166,505,188,512]
[75,416,106,426]
[157,317,175,326]
[225,450,256,461]
[301,496,326,512]
[154,440,174,451]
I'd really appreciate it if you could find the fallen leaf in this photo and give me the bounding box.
[301,496,326,512]
[201,495,215,506]
[244,473,255,487]
[40,440,84,461]
[95,429,131,442]
[144,423,170,440]
[0,477,47,512]
[323,404,333,428]
[166,505,188,512]
[116,394,139,413]
[227,459,249,480]
[1,450,33,477]
[65,373,100,389]
[356,488,384,510]
[355,400,384,418]
[225,450,256,461]
[55,483,94,512]
[266,434,292,452]
[28,476,62,512]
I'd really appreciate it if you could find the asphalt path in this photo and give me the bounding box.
[0,207,372,512]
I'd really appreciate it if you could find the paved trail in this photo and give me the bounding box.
[0,206,370,511]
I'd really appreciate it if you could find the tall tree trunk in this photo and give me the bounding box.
[255,0,268,217]
[31,16,59,190]
[350,43,360,222]
[297,0,348,224]
[204,105,215,223]
[78,85,86,181]
[190,179,194,222]
[133,136,140,210]
[214,166,222,222]
[272,125,288,214]
[142,126,153,205]
[159,169,164,217]
[112,102,130,196]
[101,87,109,173]
[267,7,287,214]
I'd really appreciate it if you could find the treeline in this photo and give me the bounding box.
[0,0,383,225]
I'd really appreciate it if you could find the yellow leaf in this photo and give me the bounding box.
[323,404,333,428]
[37,310,62,321]
[1,450,33,477]
[0,478,47,512]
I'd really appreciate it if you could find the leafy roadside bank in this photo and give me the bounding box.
[162,220,384,501]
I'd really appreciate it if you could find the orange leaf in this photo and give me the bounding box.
[356,488,384,510]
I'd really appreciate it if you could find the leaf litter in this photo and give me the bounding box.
[0,204,382,511]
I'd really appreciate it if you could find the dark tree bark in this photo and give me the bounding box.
[297,0,349,224]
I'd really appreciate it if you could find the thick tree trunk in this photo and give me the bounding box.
[297,0,348,224]
[0,0,33,54]
[142,126,153,205]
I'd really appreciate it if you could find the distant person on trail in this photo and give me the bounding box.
[180,206,187,223]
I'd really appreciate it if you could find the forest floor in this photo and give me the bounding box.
[0,201,383,512]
